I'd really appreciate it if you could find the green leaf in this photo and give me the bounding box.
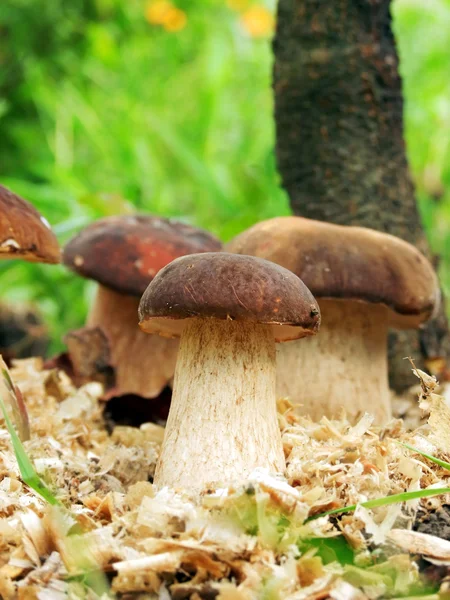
[299,536,355,566]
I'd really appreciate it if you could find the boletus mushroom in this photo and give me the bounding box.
[63,216,222,399]
[0,184,60,264]
[0,184,60,362]
[139,252,320,490]
[226,216,439,424]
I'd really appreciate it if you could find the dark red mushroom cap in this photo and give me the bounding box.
[0,184,60,264]
[63,215,222,296]
[226,216,440,329]
[139,252,321,342]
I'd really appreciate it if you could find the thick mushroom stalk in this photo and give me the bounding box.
[154,318,283,490]
[88,285,178,398]
[277,300,390,423]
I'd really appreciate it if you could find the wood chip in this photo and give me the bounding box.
[388,529,450,560]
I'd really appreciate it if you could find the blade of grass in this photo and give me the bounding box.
[0,394,114,595]
[307,487,450,522]
[397,440,450,472]
[0,394,59,505]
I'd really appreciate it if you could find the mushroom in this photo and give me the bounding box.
[0,184,60,362]
[63,215,222,399]
[0,184,60,264]
[138,252,320,490]
[226,216,439,424]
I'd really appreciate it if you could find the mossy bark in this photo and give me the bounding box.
[273,0,449,391]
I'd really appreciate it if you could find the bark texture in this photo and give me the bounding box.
[277,300,391,424]
[273,0,449,390]
[154,319,285,491]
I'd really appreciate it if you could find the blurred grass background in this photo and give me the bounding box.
[0,0,450,352]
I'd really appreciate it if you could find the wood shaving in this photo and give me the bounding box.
[1,358,450,598]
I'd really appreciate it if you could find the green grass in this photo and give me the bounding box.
[0,392,59,505]
[0,363,113,596]
[1,0,450,350]
[309,440,450,521]
[397,440,450,471]
[308,486,450,522]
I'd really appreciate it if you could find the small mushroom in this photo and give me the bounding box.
[63,215,222,399]
[139,252,320,490]
[0,184,60,264]
[226,216,439,424]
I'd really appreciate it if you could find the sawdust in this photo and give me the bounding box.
[0,359,450,598]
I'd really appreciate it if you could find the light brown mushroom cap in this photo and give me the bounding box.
[0,184,60,264]
[226,216,439,329]
[139,252,321,342]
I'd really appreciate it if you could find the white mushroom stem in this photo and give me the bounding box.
[154,318,285,491]
[276,299,392,424]
[88,285,178,398]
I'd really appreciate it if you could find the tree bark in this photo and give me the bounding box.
[273,0,450,391]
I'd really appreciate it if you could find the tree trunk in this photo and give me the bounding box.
[273,0,449,391]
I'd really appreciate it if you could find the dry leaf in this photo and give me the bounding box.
[0,355,30,441]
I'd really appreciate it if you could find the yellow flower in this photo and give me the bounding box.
[163,7,187,32]
[145,1,187,32]
[240,5,274,38]
[145,0,173,25]
[227,0,249,11]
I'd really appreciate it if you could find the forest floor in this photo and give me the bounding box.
[1,359,450,599]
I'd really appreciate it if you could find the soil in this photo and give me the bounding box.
[414,504,450,540]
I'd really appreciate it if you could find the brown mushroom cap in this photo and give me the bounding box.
[139,252,321,342]
[63,215,222,296]
[0,184,60,264]
[226,216,439,328]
